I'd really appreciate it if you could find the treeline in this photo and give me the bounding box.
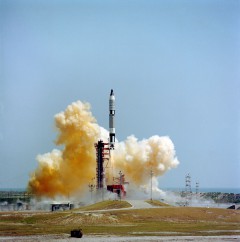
[0,191,32,203]
[200,192,240,204]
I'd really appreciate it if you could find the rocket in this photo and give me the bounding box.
[109,89,115,149]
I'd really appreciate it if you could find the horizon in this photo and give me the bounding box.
[1,186,239,192]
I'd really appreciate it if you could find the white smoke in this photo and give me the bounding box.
[114,135,179,186]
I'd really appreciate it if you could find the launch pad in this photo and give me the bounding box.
[94,140,128,199]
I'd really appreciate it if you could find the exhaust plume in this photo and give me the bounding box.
[114,135,179,186]
[28,101,99,197]
[28,100,179,198]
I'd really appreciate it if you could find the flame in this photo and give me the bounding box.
[28,100,179,198]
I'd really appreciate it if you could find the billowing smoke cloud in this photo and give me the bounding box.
[28,101,179,198]
[28,101,99,197]
[114,135,179,186]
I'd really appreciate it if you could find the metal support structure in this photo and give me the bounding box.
[196,181,199,194]
[101,171,104,201]
[95,140,110,190]
[184,173,192,206]
[185,173,192,194]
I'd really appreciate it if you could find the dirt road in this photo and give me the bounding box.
[1,235,240,241]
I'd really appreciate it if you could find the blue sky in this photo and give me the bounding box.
[0,0,239,189]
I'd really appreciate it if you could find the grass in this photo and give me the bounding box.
[145,199,171,207]
[75,200,132,211]
[0,203,239,237]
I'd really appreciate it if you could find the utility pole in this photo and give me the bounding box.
[150,169,153,201]
[88,178,95,202]
[119,171,122,202]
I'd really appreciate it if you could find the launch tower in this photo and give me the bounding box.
[95,140,110,190]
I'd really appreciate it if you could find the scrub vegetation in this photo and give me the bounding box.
[0,202,239,237]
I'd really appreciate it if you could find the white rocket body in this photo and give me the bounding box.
[109,89,115,149]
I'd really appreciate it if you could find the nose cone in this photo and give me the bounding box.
[110,89,114,96]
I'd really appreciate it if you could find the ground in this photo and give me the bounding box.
[0,200,239,241]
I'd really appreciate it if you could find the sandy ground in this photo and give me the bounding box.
[126,200,153,209]
[0,235,240,241]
